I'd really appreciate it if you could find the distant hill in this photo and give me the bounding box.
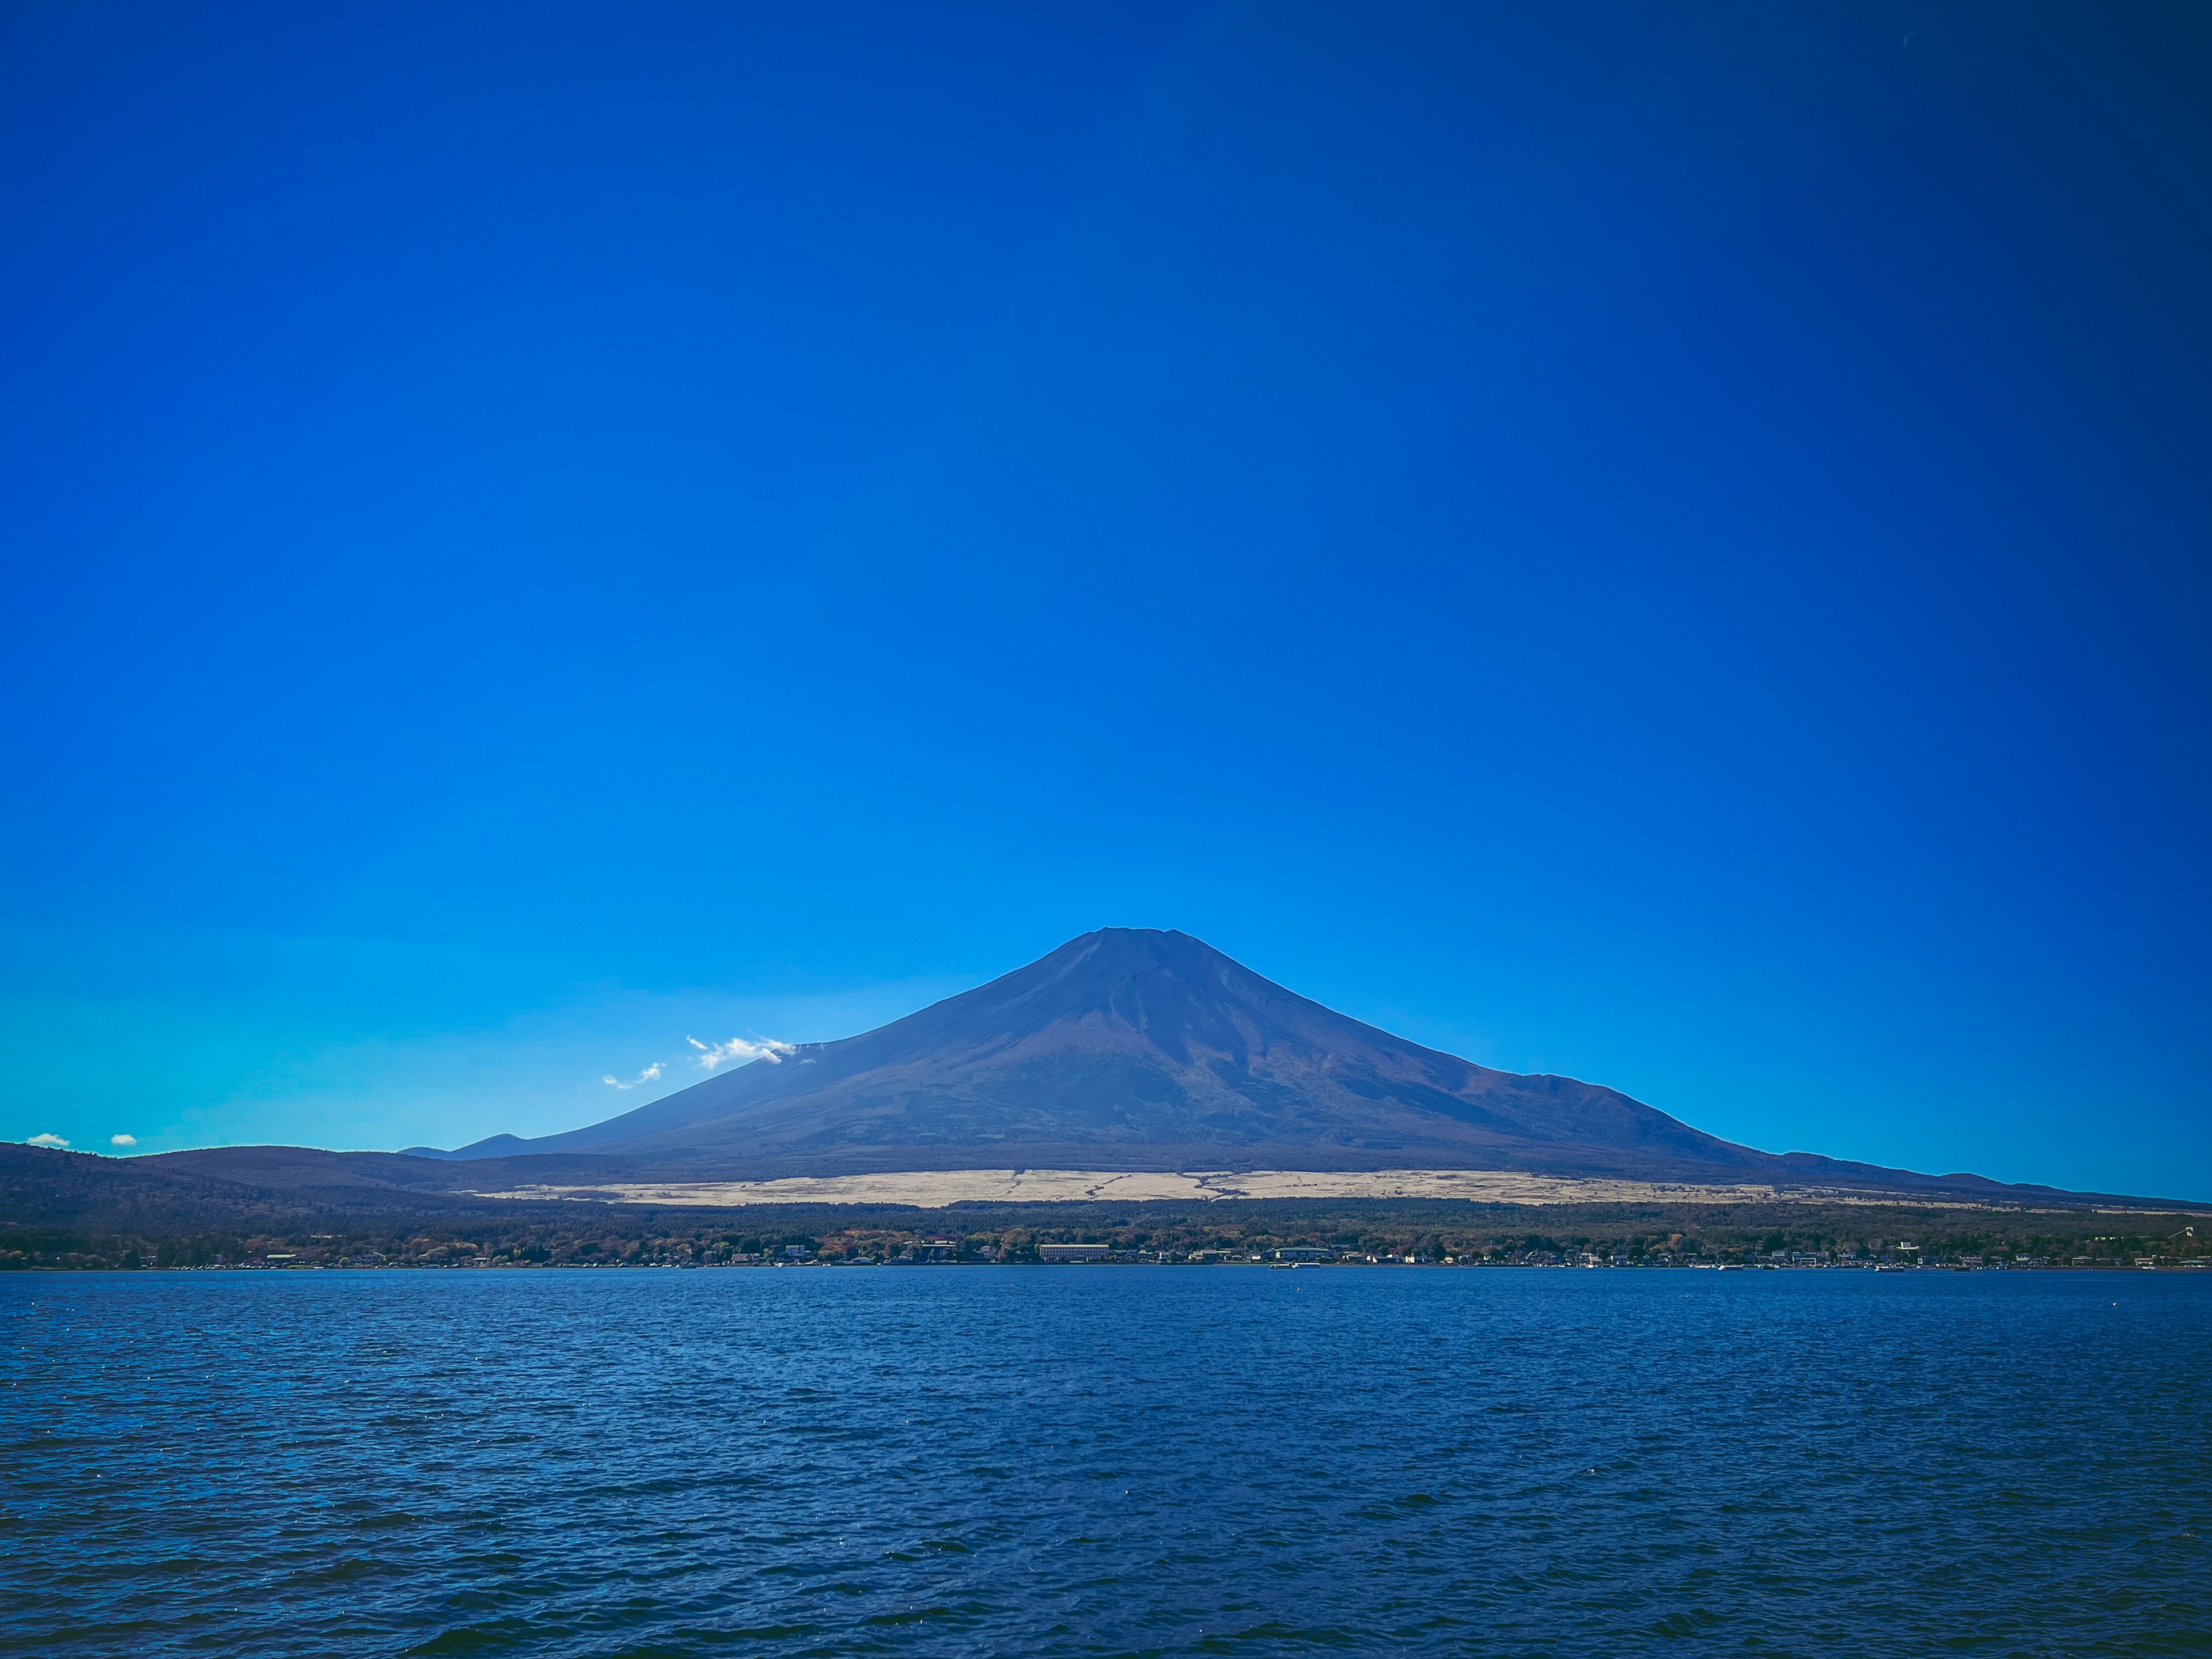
[400,928,2026,1194]
[0,1141,517,1232]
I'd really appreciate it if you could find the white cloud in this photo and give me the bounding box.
[26,1132,69,1149]
[110,1134,137,1147]
[601,1062,665,1091]
[687,1035,796,1071]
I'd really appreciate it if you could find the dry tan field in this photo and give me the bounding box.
[464,1167,2004,1210]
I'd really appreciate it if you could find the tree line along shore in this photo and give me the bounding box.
[3,1198,2203,1272]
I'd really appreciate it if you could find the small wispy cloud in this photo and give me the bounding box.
[26,1132,69,1149]
[687,1036,796,1071]
[601,1062,666,1091]
[110,1134,137,1147]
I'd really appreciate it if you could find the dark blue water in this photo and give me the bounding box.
[5,1268,2209,1657]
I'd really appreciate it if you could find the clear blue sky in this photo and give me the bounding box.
[3,2,2207,1197]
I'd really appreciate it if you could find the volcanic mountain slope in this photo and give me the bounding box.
[418,928,1967,1189]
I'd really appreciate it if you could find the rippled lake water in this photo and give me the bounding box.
[5,1266,2209,1656]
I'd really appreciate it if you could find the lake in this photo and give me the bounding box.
[5,1267,2208,1656]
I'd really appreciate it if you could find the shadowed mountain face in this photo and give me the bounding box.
[416,929,1923,1186]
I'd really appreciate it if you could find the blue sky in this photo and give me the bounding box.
[3,2,2207,1196]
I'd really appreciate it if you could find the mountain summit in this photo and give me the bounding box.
[422,929,1928,1187]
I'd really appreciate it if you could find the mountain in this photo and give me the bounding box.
[411,928,1980,1191]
